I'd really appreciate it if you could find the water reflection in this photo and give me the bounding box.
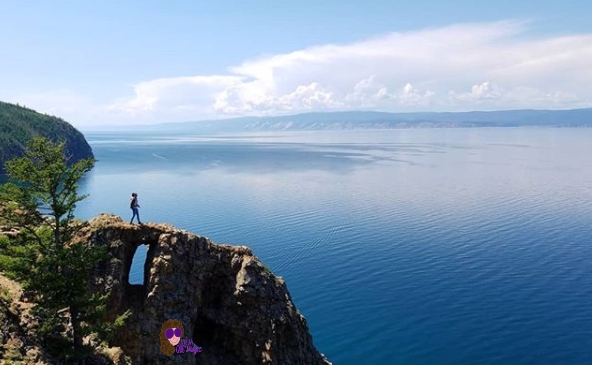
[89,139,423,175]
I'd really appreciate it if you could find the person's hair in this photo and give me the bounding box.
[132,192,137,197]
[160,319,184,356]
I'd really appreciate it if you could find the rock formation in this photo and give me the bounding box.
[0,274,53,365]
[77,214,331,365]
[0,270,128,365]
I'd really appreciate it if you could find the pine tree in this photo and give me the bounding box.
[0,137,109,358]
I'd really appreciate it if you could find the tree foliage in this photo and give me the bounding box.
[0,137,114,359]
[0,100,94,173]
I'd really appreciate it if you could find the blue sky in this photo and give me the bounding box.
[1,0,591,128]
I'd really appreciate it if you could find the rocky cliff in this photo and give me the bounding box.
[0,274,54,365]
[76,214,331,365]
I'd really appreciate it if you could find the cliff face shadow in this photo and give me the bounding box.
[193,272,243,365]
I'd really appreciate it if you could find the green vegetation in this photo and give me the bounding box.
[0,137,121,360]
[0,100,94,173]
[0,285,10,302]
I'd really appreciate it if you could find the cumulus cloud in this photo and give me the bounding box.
[109,75,242,116]
[449,81,504,102]
[103,20,592,123]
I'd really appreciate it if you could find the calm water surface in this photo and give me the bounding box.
[76,128,592,365]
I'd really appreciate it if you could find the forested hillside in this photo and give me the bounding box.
[0,101,93,172]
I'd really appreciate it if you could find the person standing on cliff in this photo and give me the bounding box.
[130,192,142,224]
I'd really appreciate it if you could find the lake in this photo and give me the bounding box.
[75,128,592,365]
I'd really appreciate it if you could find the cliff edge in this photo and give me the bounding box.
[76,214,331,365]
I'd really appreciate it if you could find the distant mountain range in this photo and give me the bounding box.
[101,108,592,133]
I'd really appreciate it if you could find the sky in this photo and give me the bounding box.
[1,0,591,129]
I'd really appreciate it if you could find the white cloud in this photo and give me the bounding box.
[449,81,504,101]
[107,20,592,123]
[109,75,243,116]
[14,20,592,127]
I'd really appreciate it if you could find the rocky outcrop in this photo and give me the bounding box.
[0,273,130,365]
[0,226,19,238]
[0,274,53,365]
[78,214,331,365]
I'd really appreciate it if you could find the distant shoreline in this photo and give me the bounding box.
[82,108,592,132]
[83,124,592,134]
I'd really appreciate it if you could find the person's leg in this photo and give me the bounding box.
[137,209,142,224]
[131,208,138,223]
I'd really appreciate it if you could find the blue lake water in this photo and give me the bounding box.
[75,128,592,365]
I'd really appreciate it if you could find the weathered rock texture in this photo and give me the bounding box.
[0,274,54,365]
[79,214,331,365]
[0,262,129,365]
